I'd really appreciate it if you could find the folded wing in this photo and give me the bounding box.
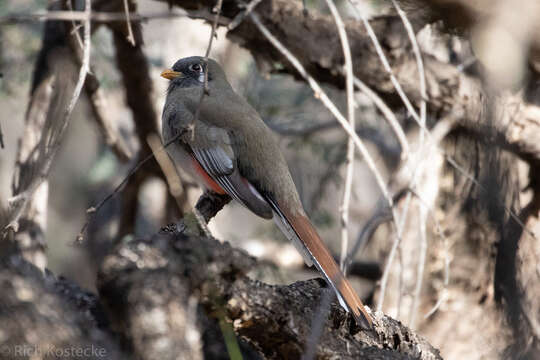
[186,122,372,328]
[188,124,273,219]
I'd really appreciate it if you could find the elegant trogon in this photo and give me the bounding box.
[161,56,372,328]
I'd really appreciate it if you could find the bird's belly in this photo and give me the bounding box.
[166,143,226,194]
[190,158,226,195]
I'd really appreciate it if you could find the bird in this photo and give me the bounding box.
[161,56,372,328]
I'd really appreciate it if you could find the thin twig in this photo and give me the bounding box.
[392,0,427,140]
[409,201,428,327]
[0,10,188,24]
[76,131,185,243]
[249,11,397,223]
[122,0,136,46]
[64,1,91,123]
[344,207,393,275]
[322,0,355,271]
[377,117,452,313]
[348,0,422,125]
[347,1,529,246]
[78,0,225,242]
[445,155,536,239]
[0,119,4,149]
[381,192,411,314]
[351,75,409,160]
[407,187,450,320]
[66,0,84,50]
[304,2,355,355]
[423,290,447,319]
[4,0,92,234]
[348,0,532,243]
[190,0,223,137]
[228,0,262,31]
[392,0,428,324]
[63,3,132,162]
[397,244,404,318]
[205,2,223,58]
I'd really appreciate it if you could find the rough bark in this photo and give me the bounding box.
[105,0,189,238]
[96,192,441,360]
[4,0,131,268]
[398,0,540,65]
[97,229,441,360]
[0,189,441,359]
[7,10,78,269]
[0,255,124,359]
[62,0,132,162]
[496,184,540,359]
[144,3,540,355]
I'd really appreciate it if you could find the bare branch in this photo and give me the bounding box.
[409,201,428,327]
[4,0,92,235]
[348,0,422,125]
[66,0,84,50]
[392,0,427,135]
[190,0,224,137]
[84,78,133,161]
[321,0,356,271]
[147,134,189,214]
[98,213,443,360]
[76,131,185,243]
[0,10,188,24]
[0,119,4,149]
[62,2,91,140]
[351,76,410,160]
[445,155,536,239]
[406,187,450,320]
[227,0,262,31]
[376,0,432,320]
[162,0,540,167]
[378,117,452,312]
[63,4,132,162]
[122,0,136,46]
[249,11,398,224]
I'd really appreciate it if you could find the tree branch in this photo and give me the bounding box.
[97,194,442,360]
[158,0,540,165]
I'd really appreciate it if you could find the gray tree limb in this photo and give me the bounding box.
[96,191,442,360]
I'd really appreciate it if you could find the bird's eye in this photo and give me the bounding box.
[190,63,202,72]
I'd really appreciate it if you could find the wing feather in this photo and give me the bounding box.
[192,147,233,176]
[188,124,272,219]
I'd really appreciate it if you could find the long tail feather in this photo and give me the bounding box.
[266,197,372,328]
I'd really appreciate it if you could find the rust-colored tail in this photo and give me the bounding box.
[268,198,372,328]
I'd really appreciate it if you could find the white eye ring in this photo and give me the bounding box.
[190,63,202,72]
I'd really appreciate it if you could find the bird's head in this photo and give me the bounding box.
[161,56,227,90]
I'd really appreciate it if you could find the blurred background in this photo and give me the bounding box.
[0,0,392,291]
[1,0,540,359]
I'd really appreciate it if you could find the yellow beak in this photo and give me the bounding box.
[161,69,183,80]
